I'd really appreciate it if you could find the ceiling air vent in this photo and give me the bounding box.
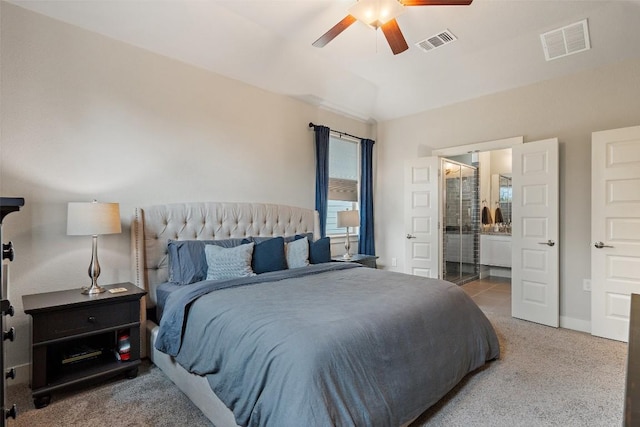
[540,19,590,61]
[415,29,457,52]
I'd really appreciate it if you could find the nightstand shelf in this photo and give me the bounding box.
[331,254,378,268]
[23,282,146,408]
[38,358,135,396]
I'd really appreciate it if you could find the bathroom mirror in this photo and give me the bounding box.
[489,173,512,227]
[497,174,512,224]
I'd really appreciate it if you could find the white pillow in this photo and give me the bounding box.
[205,242,256,280]
[286,237,309,269]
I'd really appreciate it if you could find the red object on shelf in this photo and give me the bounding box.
[117,332,130,361]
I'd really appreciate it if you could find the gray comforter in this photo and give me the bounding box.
[157,264,500,427]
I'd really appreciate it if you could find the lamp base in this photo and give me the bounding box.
[82,235,106,295]
[343,227,353,260]
[81,284,106,295]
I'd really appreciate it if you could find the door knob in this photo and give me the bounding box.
[538,240,555,247]
[406,234,416,239]
[594,241,614,249]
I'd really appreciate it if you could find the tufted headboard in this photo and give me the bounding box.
[131,202,320,308]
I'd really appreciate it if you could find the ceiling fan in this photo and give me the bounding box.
[313,0,473,55]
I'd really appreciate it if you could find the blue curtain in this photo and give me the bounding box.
[359,139,375,255]
[313,125,330,237]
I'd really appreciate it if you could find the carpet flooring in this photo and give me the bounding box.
[7,278,628,426]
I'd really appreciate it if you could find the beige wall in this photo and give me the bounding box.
[376,57,640,330]
[0,3,373,373]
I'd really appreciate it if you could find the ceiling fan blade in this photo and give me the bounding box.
[381,19,409,55]
[401,0,473,5]
[312,15,357,48]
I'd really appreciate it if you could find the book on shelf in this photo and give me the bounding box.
[61,345,103,365]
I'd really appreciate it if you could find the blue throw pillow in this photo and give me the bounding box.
[168,238,245,285]
[309,237,331,264]
[241,237,287,274]
[252,233,313,244]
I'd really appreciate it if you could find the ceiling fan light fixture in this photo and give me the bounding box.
[348,0,406,29]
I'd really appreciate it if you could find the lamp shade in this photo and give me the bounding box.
[337,210,360,228]
[67,202,122,236]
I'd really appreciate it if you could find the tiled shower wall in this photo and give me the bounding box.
[443,162,480,284]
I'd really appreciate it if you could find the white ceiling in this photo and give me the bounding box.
[9,0,640,123]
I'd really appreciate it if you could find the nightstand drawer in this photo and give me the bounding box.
[32,300,138,343]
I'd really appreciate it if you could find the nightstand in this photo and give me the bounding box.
[22,282,146,408]
[331,254,378,268]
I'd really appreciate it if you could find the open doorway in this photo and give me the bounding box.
[435,140,517,287]
[442,148,513,285]
[404,136,522,283]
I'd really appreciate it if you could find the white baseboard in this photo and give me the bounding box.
[560,316,591,334]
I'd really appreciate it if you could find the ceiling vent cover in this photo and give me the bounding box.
[415,29,457,52]
[540,19,590,61]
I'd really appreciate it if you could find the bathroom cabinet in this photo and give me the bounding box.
[480,234,511,267]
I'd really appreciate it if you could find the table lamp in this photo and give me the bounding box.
[337,209,359,260]
[67,201,122,294]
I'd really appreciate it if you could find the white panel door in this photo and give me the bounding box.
[512,138,559,327]
[591,125,640,342]
[404,157,440,278]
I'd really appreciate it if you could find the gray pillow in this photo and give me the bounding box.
[286,237,309,269]
[205,242,256,280]
[168,238,246,285]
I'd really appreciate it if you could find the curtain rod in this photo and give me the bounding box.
[308,122,363,142]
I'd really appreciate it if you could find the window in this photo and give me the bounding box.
[326,136,359,236]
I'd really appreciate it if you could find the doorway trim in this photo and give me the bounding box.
[432,136,524,157]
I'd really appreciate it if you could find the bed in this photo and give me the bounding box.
[131,202,499,426]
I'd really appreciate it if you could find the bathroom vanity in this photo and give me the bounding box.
[480,233,512,268]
